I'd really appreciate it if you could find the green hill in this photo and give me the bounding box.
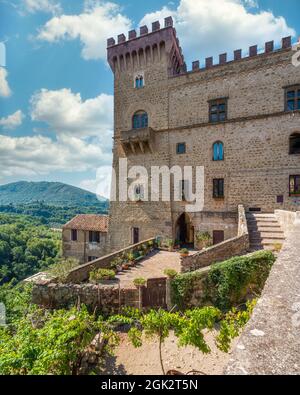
[0,181,107,206]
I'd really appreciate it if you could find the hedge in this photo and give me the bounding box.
[171,250,275,311]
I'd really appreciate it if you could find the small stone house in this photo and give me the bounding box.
[62,214,108,264]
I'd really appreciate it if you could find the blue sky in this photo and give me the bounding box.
[0,0,299,198]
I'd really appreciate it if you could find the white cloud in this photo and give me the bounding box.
[36,1,132,60]
[0,133,112,178]
[0,67,12,98]
[79,165,112,199]
[140,0,296,62]
[22,0,62,15]
[30,88,113,144]
[0,110,24,130]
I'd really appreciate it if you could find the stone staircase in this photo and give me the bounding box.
[246,212,285,252]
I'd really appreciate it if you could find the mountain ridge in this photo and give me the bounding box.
[0,181,108,206]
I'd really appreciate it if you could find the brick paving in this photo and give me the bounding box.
[115,250,182,288]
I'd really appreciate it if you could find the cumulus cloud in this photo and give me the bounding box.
[30,88,113,146]
[140,0,296,62]
[79,165,112,199]
[0,68,12,97]
[0,133,112,178]
[0,110,24,130]
[22,0,62,15]
[36,0,132,60]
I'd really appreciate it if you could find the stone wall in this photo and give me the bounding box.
[181,205,249,272]
[65,238,155,283]
[226,211,300,375]
[62,229,108,264]
[32,282,139,314]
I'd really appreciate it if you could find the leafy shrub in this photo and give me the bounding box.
[179,248,189,255]
[133,278,146,287]
[163,269,178,279]
[171,250,275,311]
[89,268,116,282]
[48,258,79,283]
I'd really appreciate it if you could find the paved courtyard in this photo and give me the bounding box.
[115,250,182,288]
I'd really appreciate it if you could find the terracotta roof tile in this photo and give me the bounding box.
[63,214,108,232]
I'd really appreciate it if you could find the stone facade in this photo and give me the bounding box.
[181,205,249,272]
[62,215,108,264]
[106,16,300,253]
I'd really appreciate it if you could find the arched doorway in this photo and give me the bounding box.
[175,213,194,247]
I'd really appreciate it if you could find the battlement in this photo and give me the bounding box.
[188,36,294,74]
[107,16,185,76]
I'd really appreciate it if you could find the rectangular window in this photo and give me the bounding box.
[289,175,300,196]
[176,142,186,155]
[134,184,144,201]
[88,256,98,262]
[132,227,139,244]
[285,86,300,112]
[71,229,77,241]
[209,99,227,123]
[89,231,100,243]
[213,178,224,198]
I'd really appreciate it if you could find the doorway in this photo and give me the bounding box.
[175,213,194,247]
[213,230,225,245]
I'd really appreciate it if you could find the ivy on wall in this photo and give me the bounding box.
[171,250,275,311]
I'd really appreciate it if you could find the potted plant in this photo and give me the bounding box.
[195,231,212,250]
[126,251,135,266]
[165,238,174,252]
[133,277,146,288]
[89,268,116,284]
[110,257,122,273]
[179,248,189,257]
[163,268,178,279]
[147,240,154,252]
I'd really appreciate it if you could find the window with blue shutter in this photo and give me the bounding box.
[213,141,224,161]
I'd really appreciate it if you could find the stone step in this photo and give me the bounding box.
[249,231,285,239]
[248,225,282,232]
[261,238,285,246]
[250,244,276,251]
[247,218,278,224]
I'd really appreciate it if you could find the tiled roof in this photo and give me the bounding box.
[63,214,109,232]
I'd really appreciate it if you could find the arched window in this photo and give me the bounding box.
[132,111,148,129]
[213,141,224,161]
[135,76,144,89]
[289,133,300,155]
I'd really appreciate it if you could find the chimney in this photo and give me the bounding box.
[265,41,274,53]
[128,30,137,40]
[205,57,213,68]
[118,34,126,44]
[234,49,242,61]
[192,60,200,71]
[282,36,292,49]
[107,38,115,47]
[164,16,173,27]
[219,53,227,65]
[249,45,257,57]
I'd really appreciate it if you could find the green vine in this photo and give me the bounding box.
[171,250,275,311]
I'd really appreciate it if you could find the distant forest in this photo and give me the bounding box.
[0,202,109,228]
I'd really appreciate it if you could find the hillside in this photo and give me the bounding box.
[0,181,107,206]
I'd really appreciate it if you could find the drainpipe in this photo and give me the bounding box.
[83,231,87,263]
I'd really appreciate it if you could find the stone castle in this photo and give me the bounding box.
[62,16,300,262]
[105,16,300,253]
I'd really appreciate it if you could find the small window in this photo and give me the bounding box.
[132,111,148,129]
[89,231,100,243]
[289,175,300,196]
[176,143,186,154]
[213,230,224,245]
[213,141,224,161]
[213,178,224,198]
[285,86,300,112]
[88,256,98,262]
[289,133,300,154]
[71,229,77,241]
[135,76,144,89]
[134,184,144,200]
[209,99,227,123]
[132,227,139,244]
[181,180,189,201]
